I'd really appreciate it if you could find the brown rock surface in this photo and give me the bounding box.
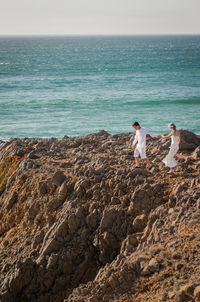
[0,129,199,301]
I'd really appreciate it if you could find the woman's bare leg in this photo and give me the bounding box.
[175,159,179,171]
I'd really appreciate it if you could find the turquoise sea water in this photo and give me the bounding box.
[0,35,200,140]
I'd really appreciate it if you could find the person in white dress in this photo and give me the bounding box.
[162,123,181,173]
[131,121,160,170]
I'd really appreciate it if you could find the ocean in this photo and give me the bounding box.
[0,35,200,140]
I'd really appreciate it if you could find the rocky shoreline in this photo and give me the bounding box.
[0,129,200,302]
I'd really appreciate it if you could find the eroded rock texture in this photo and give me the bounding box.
[0,129,200,302]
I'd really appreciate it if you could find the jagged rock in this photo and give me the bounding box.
[74,179,89,198]
[5,191,18,211]
[141,212,160,242]
[168,291,175,299]
[193,146,200,159]
[68,213,79,234]
[96,130,110,137]
[25,199,40,221]
[175,263,184,271]
[88,297,99,302]
[44,214,68,243]
[52,170,66,186]
[131,189,152,214]
[176,283,196,302]
[58,181,68,202]
[48,197,64,210]
[100,231,119,250]
[38,182,48,195]
[128,168,147,179]
[132,214,147,233]
[27,151,40,159]
[62,135,69,140]
[0,129,199,302]
[86,210,98,230]
[38,235,63,261]
[141,258,159,275]
[12,147,25,157]
[31,230,45,249]
[179,129,200,151]
[194,286,200,301]
[100,207,120,231]
[46,253,59,269]
[120,234,138,254]
[0,258,35,302]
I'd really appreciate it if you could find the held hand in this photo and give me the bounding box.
[131,144,135,150]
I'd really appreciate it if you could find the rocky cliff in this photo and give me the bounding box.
[0,129,200,302]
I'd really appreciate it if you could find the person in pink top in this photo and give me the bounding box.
[131,121,161,170]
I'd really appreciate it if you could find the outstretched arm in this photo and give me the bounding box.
[162,132,173,139]
[145,129,159,138]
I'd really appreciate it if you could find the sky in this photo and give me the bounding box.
[0,0,200,35]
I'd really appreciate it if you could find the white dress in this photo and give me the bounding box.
[162,135,179,168]
[132,127,157,159]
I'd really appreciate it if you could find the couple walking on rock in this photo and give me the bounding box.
[131,121,181,173]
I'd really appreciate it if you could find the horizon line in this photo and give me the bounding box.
[0,33,200,37]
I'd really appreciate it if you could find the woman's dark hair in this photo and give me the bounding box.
[168,123,176,132]
[132,121,140,127]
